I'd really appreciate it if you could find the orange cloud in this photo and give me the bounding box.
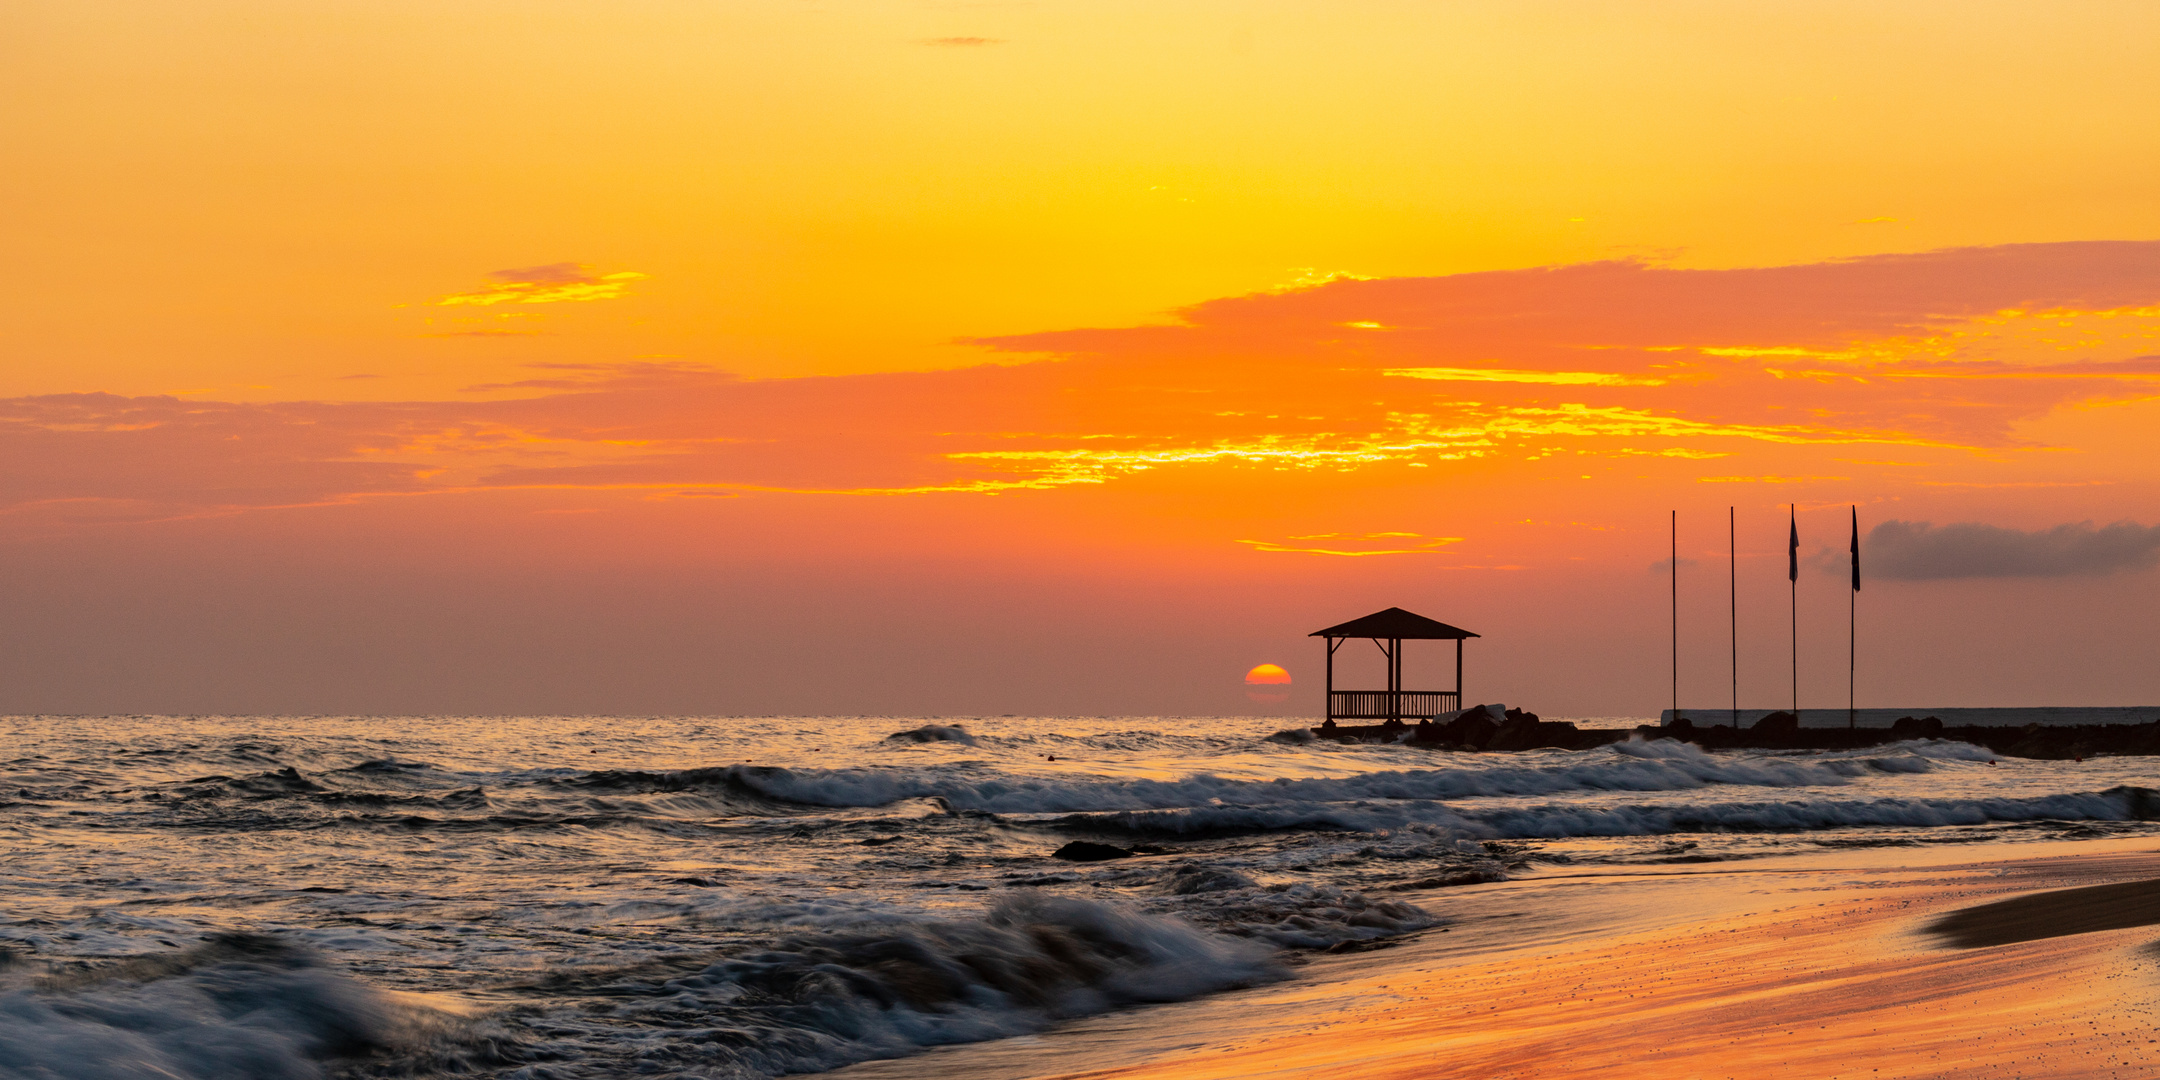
[1385,367,1667,386]
[6,243,2159,532]
[1237,533,1464,557]
[436,264,646,307]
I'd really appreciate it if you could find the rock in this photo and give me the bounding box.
[1890,715,1945,739]
[1487,713,1568,752]
[2006,732,2067,759]
[1667,716,1696,734]
[1442,712,1498,748]
[1751,711,1801,739]
[1485,715,1535,751]
[1051,841,1133,862]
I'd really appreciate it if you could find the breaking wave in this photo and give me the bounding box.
[1057,785,2160,839]
[0,898,1289,1080]
[701,738,1992,815]
[0,936,473,1080]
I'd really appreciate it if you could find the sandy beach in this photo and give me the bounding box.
[834,837,2160,1080]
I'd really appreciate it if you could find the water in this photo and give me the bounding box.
[3,713,2157,1079]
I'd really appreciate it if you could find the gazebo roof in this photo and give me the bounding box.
[1309,606,1479,640]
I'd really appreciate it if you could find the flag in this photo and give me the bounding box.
[1787,508,1799,582]
[1850,506,1861,592]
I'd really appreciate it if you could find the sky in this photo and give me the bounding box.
[2,1,2157,717]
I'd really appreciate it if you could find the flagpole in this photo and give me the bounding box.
[1849,505,1859,731]
[1729,505,1737,728]
[1671,509,1678,727]
[1788,504,1798,721]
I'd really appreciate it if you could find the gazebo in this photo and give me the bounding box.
[1311,607,1479,725]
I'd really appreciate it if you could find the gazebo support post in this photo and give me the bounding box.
[1324,637,1340,724]
[1455,637,1463,709]
[1371,637,1398,724]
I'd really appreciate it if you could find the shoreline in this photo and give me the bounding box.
[833,836,2160,1080]
[1311,715,2160,759]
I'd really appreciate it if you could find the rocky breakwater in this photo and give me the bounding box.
[1312,707,2160,759]
[1637,713,2160,759]
[1313,704,1625,751]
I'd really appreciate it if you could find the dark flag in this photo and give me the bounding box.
[1787,510,1799,582]
[1850,506,1860,592]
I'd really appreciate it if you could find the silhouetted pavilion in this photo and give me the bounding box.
[1311,607,1479,725]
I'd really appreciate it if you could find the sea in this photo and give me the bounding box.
[4,710,2159,1080]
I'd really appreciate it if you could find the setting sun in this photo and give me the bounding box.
[1245,662,1292,705]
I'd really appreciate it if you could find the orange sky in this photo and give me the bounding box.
[2,2,2157,715]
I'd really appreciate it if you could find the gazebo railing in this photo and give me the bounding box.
[1328,690,1461,721]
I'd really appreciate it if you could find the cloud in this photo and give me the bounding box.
[1385,367,1665,386]
[436,264,646,306]
[1697,474,1850,483]
[7,242,2160,530]
[1865,519,2160,579]
[1237,532,1463,556]
[923,37,1003,46]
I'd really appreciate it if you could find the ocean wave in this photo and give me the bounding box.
[699,738,1969,815]
[0,896,1292,1080]
[114,739,2010,827]
[1055,784,2160,840]
[491,892,1282,1079]
[0,936,474,1080]
[1151,878,1445,948]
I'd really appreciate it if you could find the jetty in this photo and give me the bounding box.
[1303,607,2160,759]
[1311,706,2160,760]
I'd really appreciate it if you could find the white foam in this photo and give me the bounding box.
[487,893,1282,1077]
[717,737,1963,816]
[1066,785,2158,840]
[0,939,432,1080]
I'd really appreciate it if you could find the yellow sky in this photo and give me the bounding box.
[4,0,2155,402]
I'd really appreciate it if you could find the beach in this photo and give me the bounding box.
[6,714,2160,1079]
[837,837,2160,1080]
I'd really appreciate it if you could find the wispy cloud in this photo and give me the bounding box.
[1698,474,1851,484]
[1237,532,1463,556]
[1385,367,1665,387]
[1866,519,2160,579]
[437,263,646,306]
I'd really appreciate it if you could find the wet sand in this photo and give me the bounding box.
[1929,875,2160,949]
[834,838,2160,1080]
